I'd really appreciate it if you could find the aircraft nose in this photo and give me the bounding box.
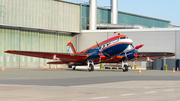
[126,39,133,44]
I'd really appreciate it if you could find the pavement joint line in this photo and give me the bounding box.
[120,93,135,96]
[69,86,180,89]
[164,89,174,91]
[145,91,157,94]
[91,96,109,100]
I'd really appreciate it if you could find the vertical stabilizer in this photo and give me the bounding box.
[67,42,76,53]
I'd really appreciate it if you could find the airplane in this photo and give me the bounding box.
[5,34,175,72]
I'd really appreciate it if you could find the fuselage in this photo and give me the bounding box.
[72,35,134,66]
[81,35,133,57]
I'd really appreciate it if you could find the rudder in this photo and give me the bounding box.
[67,42,76,53]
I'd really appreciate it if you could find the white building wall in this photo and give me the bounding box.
[176,31,180,58]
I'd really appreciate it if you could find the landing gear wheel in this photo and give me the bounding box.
[68,65,72,68]
[90,64,94,71]
[88,64,94,72]
[123,65,128,72]
[73,66,76,70]
[88,69,91,72]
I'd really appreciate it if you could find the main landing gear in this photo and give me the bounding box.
[87,61,94,72]
[122,61,128,72]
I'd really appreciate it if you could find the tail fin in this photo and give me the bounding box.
[67,42,76,53]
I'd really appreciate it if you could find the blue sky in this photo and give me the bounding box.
[64,0,180,26]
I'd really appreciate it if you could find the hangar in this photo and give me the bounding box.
[0,0,179,68]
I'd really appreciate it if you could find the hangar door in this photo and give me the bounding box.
[0,28,72,68]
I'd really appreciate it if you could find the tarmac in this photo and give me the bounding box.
[0,68,180,101]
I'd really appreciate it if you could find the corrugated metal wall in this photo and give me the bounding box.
[0,28,72,68]
[0,0,80,32]
[0,28,19,67]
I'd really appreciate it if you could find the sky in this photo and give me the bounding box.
[63,0,180,26]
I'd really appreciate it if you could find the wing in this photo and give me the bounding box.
[135,52,176,61]
[5,50,88,62]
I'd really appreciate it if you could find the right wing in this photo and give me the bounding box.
[5,50,88,62]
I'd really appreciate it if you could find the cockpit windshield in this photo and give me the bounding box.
[120,37,128,39]
[123,44,134,52]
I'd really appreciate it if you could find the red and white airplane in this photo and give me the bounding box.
[5,34,175,72]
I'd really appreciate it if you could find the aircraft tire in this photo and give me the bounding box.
[73,66,76,70]
[123,65,128,72]
[68,65,72,68]
[88,64,94,72]
[90,64,94,71]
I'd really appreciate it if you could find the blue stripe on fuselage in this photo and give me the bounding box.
[103,43,130,57]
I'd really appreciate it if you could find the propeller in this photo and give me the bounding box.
[96,41,103,62]
[134,44,144,61]
[135,44,144,49]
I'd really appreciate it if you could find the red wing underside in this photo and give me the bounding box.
[5,50,87,63]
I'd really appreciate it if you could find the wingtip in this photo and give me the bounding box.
[4,50,14,53]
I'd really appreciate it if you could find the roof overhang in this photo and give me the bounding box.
[0,24,80,36]
[81,28,180,33]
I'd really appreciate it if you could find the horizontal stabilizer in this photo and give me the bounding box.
[47,61,69,64]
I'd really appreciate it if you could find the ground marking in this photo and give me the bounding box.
[164,89,174,91]
[91,96,109,100]
[120,93,135,96]
[145,91,157,94]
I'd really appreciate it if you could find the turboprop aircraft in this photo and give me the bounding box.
[5,34,175,72]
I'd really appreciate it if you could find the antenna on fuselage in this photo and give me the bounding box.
[114,31,117,36]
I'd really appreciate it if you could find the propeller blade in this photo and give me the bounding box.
[96,41,100,49]
[135,44,144,49]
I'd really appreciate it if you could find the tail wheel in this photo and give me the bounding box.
[123,65,128,72]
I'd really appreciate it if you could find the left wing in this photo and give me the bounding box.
[4,50,88,62]
[134,52,176,61]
